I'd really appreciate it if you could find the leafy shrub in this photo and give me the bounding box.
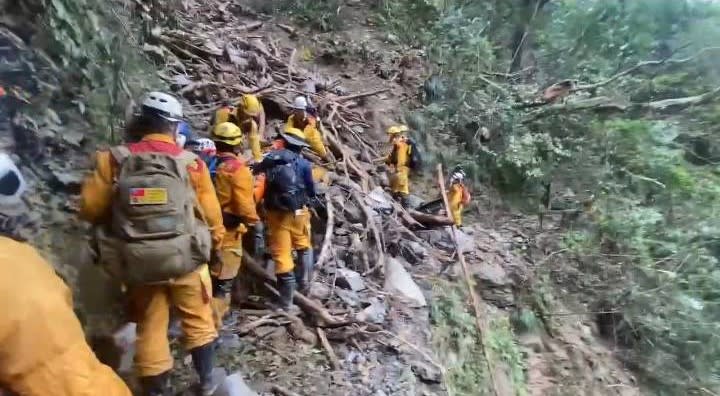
[40,0,159,140]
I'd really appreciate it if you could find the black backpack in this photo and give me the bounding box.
[264,150,308,212]
[407,138,423,170]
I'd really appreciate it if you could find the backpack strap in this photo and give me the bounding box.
[109,145,132,166]
[108,146,132,183]
[175,150,211,224]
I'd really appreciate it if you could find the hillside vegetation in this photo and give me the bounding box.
[273,0,720,393]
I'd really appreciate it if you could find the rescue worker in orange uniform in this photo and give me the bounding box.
[447,166,471,227]
[386,124,412,206]
[0,153,132,396]
[80,92,225,396]
[253,128,316,308]
[209,122,260,327]
[235,94,266,162]
[210,100,236,127]
[286,96,328,160]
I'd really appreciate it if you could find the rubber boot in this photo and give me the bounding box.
[191,342,220,396]
[139,371,171,396]
[294,249,314,294]
[276,272,296,311]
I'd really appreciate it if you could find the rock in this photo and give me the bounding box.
[357,298,386,324]
[309,281,331,300]
[336,288,361,307]
[405,194,425,209]
[473,260,511,287]
[336,268,366,291]
[400,240,427,265]
[411,360,442,384]
[384,257,426,307]
[416,229,453,251]
[49,169,83,192]
[367,187,393,214]
[480,288,515,308]
[472,260,514,307]
[217,371,258,396]
[454,228,475,252]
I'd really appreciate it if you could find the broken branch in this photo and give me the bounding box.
[314,193,336,270]
[317,328,342,370]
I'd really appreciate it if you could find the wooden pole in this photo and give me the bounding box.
[436,164,499,396]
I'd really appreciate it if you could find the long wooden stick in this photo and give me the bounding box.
[314,193,335,270]
[335,88,390,102]
[317,327,341,370]
[437,164,499,396]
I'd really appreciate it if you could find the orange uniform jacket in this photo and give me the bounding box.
[79,133,225,248]
[215,152,260,225]
[0,237,132,396]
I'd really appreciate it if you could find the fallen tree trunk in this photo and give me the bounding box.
[525,86,720,122]
[408,209,455,227]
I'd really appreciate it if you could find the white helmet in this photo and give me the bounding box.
[292,95,308,111]
[450,167,466,183]
[0,153,27,215]
[187,138,217,155]
[141,91,183,121]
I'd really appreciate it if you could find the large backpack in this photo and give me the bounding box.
[95,146,212,285]
[407,138,423,170]
[264,150,308,212]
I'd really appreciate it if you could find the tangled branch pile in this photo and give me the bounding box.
[136,0,455,335]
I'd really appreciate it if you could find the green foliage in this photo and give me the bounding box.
[41,0,160,140]
[250,0,344,32]
[386,0,720,392]
[431,281,527,396]
[486,317,528,395]
[431,281,488,395]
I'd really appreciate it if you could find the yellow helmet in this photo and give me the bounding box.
[280,127,309,147]
[212,122,243,146]
[237,94,262,117]
[387,125,409,135]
